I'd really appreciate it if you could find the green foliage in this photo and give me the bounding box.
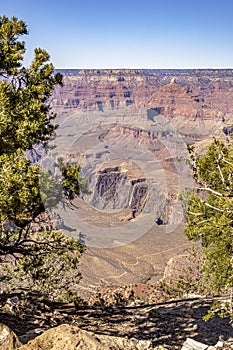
[0,16,84,301]
[202,300,233,321]
[0,16,62,155]
[0,16,27,75]
[55,157,89,201]
[184,138,233,294]
[0,151,44,228]
[61,163,90,200]
[59,159,81,200]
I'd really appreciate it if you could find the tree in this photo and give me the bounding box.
[0,16,84,300]
[184,138,233,295]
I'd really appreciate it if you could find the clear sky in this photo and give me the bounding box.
[1,0,233,69]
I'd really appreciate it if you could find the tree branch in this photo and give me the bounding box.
[217,154,225,185]
[223,158,233,167]
[204,201,232,213]
[187,211,203,216]
[199,187,223,197]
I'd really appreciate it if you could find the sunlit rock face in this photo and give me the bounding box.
[52,69,233,146]
[52,69,160,111]
[52,68,233,117]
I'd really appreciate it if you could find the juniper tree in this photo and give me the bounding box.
[184,138,233,296]
[0,16,84,300]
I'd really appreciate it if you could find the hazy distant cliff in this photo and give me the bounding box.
[52,69,233,118]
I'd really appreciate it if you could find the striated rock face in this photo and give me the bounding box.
[52,69,160,111]
[91,162,148,217]
[94,166,129,208]
[52,69,233,120]
[148,79,221,120]
[51,69,233,149]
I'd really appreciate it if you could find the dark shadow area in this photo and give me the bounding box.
[147,108,161,122]
[71,299,233,349]
[0,295,232,349]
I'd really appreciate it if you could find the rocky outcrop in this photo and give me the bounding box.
[1,322,232,350]
[181,337,233,350]
[18,326,233,350]
[1,298,233,350]
[91,163,148,217]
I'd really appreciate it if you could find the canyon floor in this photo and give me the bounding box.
[78,223,191,297]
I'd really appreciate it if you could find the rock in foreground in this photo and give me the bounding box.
[18,324,152,350]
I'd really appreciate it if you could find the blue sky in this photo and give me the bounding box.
[1,0,233,69]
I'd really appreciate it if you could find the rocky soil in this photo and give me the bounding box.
[0,293,233,349]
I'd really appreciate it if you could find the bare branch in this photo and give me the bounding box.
[223,158,233,167]
[196,219,209,225]
[217,153,225,185]
[204,201,232,213]
[199,187,223,197]
[187,211,203,216]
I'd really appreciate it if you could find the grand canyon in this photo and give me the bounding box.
[35,69,233,296]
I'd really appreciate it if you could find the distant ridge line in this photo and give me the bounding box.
[54,68,233,77]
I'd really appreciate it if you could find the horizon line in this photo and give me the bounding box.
[54,67,233,70]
